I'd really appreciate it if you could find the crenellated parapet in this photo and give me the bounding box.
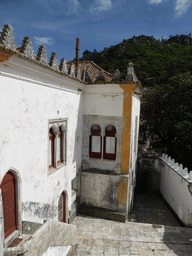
[37,45,48,65]
[0,24,16,50]
[59,58,68,74]
[20,36,34,59]
[49,52,59,71]
[0,23,142,84]
[160,153,192,226]
[161,153,191,181]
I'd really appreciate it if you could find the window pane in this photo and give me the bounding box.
[106,137,115,154]
[91,136,101,153]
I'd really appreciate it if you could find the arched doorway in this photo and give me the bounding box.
[58,192,66,223]
[0,171,17,239]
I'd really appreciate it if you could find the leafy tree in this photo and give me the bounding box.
[80,34,192,85]
[141,73,192,169]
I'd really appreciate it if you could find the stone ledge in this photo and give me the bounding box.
[78,204,126,223]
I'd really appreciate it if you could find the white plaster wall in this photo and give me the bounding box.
[160,159,192,226]
[128,94,141,211]
[0,62,84,224]
[83,84,124,117]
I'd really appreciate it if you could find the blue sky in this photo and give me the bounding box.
[1,0,192,62]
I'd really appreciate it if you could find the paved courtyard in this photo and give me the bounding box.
[73,216,192,255]
[72,193,192,255]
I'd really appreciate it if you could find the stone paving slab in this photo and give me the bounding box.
[72,216,192,256]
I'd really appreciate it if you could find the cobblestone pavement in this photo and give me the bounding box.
[73,216,192,256]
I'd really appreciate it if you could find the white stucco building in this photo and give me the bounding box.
[0,24,142,252]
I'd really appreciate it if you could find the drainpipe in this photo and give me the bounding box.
[75,38,80,68]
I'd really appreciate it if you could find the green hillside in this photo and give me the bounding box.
[80,34,192,86]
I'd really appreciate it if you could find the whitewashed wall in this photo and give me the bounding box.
[160,154,192,226]
[128,93,141,212]
[0,58,84,224]
[83,84,124,117]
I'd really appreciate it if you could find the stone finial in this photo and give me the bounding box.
[0,24,16,50]
[49,52,59,70]
[69,63,75,78]
[84,70,91,82]
[112,69,121,81]
[96,71,106,81]
[81,69,86,82]
[59,58,68,74]
[125,62,138,82]
[76,66,81,80]
[20,36,34,59]
[37,45,48,65]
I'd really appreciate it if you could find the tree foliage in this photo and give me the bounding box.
[141,73,192,169]
[80,34,192,86]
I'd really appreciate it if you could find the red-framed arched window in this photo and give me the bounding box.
[89,124,102,158]
[49,127,55,168]
[103,125,117,160]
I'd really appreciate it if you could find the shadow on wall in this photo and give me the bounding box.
[136,156,160,194]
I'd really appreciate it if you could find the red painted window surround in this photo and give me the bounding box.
[49,128,55,168]
[89,124,102,159]
[103,125,117,160]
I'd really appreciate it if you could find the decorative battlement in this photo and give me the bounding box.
[37,45,48,65]
[0,24,16,50]
[161,153,192,182]
[20,36,34,59]
[0,24,140,84]
[49,52,59,71]
[160,154,192,226]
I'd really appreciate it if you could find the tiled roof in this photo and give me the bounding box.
[67,61,113,82]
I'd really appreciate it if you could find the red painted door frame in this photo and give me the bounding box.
[0,171,17,239]
[58,192,66,223]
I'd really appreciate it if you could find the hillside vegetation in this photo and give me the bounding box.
[80,34,192,86]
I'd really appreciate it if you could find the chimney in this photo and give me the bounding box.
[76,38,80,67]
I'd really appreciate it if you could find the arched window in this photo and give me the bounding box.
[103,125,117,160]
[89,124,102,158]
[49,127,56,168]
